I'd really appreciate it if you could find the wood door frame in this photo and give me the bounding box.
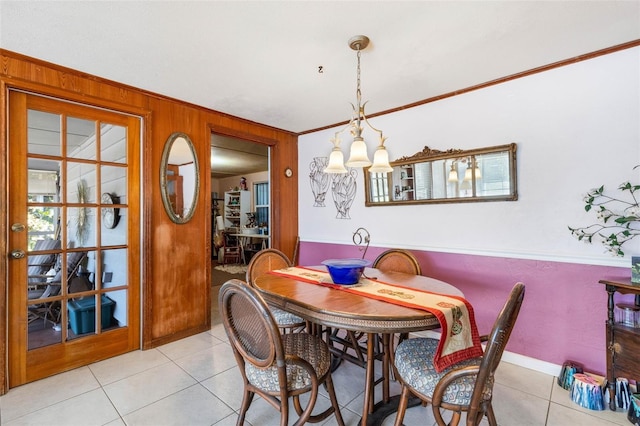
[1,80,11,395]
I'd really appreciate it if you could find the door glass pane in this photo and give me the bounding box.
[67,162,97,203]
[101,248,127,289]
[69,250,94,295]
[101,124,127,163]
[66,117,96,160]
[28,167,60,202]
[67,293,116,339]
[107,290,127,328]
[28,110,61,156]
[101,165,127,200]
[28,295,63,349]
[102,207,127,246]
[27,242,64,350]
[27,163,60,247]
[68,207,95,248]
[27,207,60,249]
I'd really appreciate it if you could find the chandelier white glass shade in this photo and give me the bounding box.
[324,35,392,174]
[324,140,348,173]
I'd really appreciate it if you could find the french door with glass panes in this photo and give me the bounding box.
[7,91,140,387]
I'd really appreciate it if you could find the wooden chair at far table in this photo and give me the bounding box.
[246,248,306,333]
[393,282,525,426]
[218,279,345,426]
[373,249,422,276]
[220,231,242,265]
[328,248,422,370]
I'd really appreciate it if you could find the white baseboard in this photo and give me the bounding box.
[411,330,562,378]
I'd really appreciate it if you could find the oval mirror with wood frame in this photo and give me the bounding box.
[364,143,517,206]
[160,132,200,223]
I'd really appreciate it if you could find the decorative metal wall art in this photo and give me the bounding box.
[332,169,357,219]
[309,157,330,207]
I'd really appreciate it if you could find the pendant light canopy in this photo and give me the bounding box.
[324,35,392,174]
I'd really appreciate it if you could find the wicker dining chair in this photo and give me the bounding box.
[219,279,345,426]
[393,282,526,426]
[246,248,306,332]
[373,249,423,276]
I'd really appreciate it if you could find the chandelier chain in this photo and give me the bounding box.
[356,47,362,115]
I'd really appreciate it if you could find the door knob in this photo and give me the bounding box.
[11,223,25,232]
[10,250,25,259]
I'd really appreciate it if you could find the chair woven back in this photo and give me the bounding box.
[468,282,525,424]
[246,248,292,286]
[373,249,422,275]
[219,279,282,369]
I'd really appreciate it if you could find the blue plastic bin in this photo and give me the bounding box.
[68,295,115,334]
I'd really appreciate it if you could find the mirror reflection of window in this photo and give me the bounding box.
[476,151,511,197]
[369,172,390,203]
[414,161,434,200]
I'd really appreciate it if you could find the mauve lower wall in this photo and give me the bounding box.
[299,241,631,376]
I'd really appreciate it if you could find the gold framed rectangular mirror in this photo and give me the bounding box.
[364,143,517,206]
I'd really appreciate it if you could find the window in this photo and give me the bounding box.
[254,181,269,233]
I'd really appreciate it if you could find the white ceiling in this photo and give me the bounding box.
[2,1,639,135]
[210,135,268,178]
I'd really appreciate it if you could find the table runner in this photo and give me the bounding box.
[268,266,482,372]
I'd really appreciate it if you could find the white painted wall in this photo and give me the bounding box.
[299,47,640,267]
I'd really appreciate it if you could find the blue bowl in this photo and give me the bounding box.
[321,259,371,285]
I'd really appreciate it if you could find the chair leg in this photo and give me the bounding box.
[449,411,461,426]
[324,374,345,426]
[393,385,411,426]
[346,330,366,362]
[281,397,289,426]
[485,403,497,426]
[237,390,254,426]
[293,394,303,416]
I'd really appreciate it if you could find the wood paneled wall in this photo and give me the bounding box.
[0,49,299,393]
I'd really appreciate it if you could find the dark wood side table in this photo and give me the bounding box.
[599,277,640,411]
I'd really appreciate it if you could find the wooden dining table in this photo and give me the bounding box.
[253,266,464,426]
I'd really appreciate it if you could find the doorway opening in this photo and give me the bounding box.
[210,135,269,280]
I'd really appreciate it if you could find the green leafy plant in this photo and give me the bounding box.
[569,171,640,256]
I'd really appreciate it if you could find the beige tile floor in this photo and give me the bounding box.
[0,287,633,426]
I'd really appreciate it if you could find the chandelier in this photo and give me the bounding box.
[324,35,393,174]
